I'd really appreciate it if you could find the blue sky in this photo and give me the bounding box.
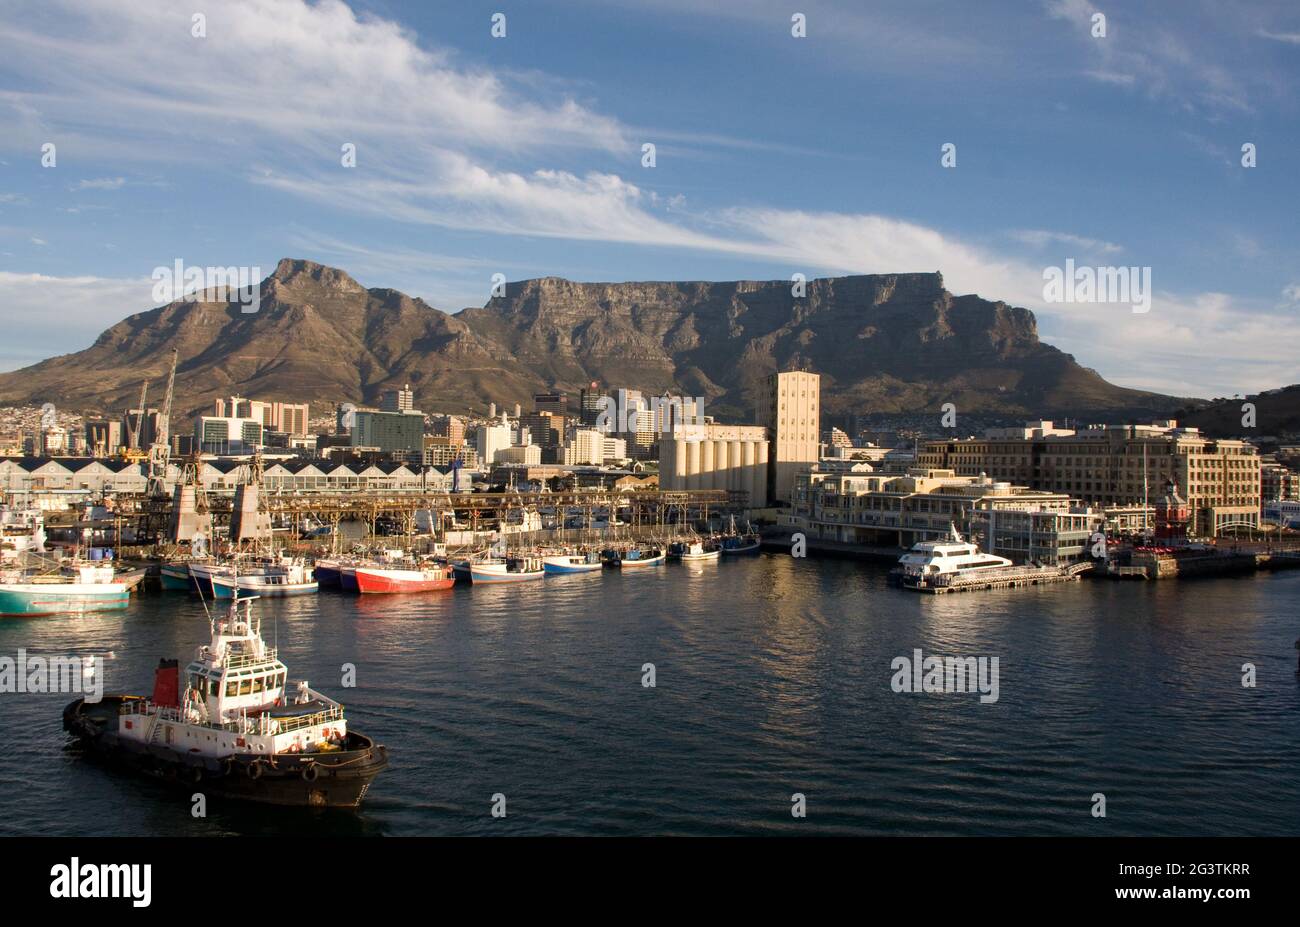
[0,0,1297,397]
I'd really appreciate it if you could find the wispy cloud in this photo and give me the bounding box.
[1258,29,1300,45]
[71,177,126,191]
[0,0,1291,397]
[1008,229,1123,256]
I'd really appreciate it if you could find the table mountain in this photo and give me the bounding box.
[0,258,1180,422]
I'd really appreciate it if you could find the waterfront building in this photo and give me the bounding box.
[1261,461,1300,502]
[756,370,820,505]
[784,466,1133,564]
[919,421,1260,536]
[659,423,768,508]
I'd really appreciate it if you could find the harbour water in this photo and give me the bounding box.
[2,555,1299,836]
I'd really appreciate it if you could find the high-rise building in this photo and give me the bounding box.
[122,407,161,450]
[756,370,820,505]
[352,409,424,463]
[215,396,309,437]
[381,383,415,413]
[474,415,514,466]
[533,391,567,415]
[85,419,125,457]
[263,401,309,436]
[520,411,567,448]
[195,414,264,455]
[430,414,466,446]
[579,382,603,428]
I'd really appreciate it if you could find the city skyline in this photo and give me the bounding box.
[0,0,1297,398]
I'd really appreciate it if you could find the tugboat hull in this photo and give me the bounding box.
[63,696,387,808]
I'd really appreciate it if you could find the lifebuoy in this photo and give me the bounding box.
[246,760,264,780]
[301,763,319,782]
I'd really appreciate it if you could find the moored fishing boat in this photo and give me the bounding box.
[159,561,198,591]
[667,538,721,563]
[469,555,545,583]
[311,558,344,587]
[602,545,666,569]
[354,563,454,593]
[193,558,318,599]
[62,594,388,807]
[718,515,762,556]
[0,563,131,617]
[542,550,603,574]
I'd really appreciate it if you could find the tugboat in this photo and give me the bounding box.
[62,595,388,807]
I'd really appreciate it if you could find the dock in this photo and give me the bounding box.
[907,562,1093,594]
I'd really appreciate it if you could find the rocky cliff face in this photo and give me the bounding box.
[0,259,1178,420]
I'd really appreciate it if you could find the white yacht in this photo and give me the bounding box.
[894,526,1014,588]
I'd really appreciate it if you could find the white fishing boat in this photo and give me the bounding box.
[467,555,545,583]
[667,538,721,563]
[542,550,604,574]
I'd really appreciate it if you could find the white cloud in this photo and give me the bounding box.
[1008,229,1123,256]
[71,177,126,191]
[1258,29,1300,45]
[0,0,1289,399]
[0,272,154,372]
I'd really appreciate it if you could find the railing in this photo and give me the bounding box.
[223,649,278,669]
[271,705,343,734]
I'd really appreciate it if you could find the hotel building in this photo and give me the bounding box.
[919,421,1260,536]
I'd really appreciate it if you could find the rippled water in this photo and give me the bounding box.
[2,557,1298,836]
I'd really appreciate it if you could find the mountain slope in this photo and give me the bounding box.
[0,259,1181,421]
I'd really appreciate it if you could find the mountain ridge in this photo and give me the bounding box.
[0,258,1187,422]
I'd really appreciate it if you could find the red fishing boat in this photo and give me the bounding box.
[353,564,455,594]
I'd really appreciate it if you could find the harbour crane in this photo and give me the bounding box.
[145,348,177,498]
